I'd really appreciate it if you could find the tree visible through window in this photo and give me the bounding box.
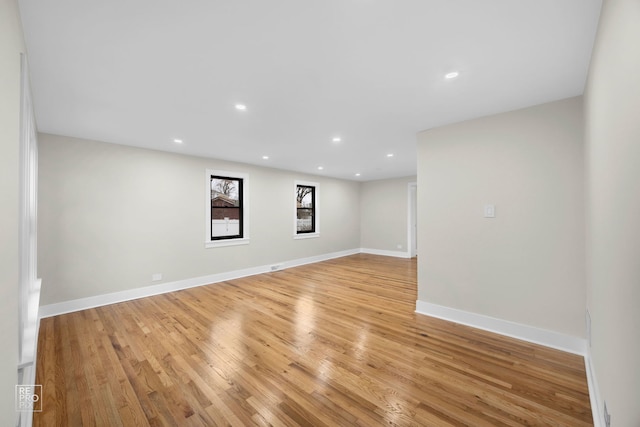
[211,175,243,240]
[296,184,315,233]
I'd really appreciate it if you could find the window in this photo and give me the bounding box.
[297,185,315,233]
[294,180,319,238]
[206,170,249,247]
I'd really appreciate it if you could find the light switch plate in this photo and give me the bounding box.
[484,204,496,218]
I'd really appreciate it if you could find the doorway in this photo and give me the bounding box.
[408,182,417,258]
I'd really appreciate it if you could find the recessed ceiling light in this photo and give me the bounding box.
[262,155,269,160]
[173,138,183,144]
[317,166,324,170]
[355,173,361,177]
[386,153,394,158]
[332,137,341,143]
[445,71,459,79]
[235,104,247,111]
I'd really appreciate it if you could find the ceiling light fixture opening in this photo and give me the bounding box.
[173,138,183,144]
[332,137,341,143]
[386,153,394,158]
[445,71,459,79]
[262,155,269,160]
[235,104,247,111]
[317,166,324,171]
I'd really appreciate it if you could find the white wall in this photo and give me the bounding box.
[0,0,25,423]
[585,0,640,424]
[360,176,416,256]
[38,134,361,305]
[417,97,586,338]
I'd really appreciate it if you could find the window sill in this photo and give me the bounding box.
[205,238,250,248]
[294,233,319,240]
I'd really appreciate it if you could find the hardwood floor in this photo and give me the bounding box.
[34,254,592,426]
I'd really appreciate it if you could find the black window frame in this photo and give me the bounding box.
[296,184,316,234]
[210,174,244,241]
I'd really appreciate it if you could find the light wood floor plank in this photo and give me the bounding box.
[34,254,592,426]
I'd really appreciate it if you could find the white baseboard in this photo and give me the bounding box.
[416,300,605,425]
[37,254,602,426]
[415,300,587,356]
[360,247,411,258]
[39,248,360,318]
[584,350,604,427]
[281,248,360,269]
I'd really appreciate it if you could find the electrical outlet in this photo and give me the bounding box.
[396,244,402,249]
[604,401,611,427]
[151,273,162,282]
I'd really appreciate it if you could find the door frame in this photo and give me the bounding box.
[407,182,417,258]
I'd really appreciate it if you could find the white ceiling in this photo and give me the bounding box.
[18,0,601,181]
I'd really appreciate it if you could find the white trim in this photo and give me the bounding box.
[415,300,587,355]
[293,233,319,240]
[361,247,411,258]
[585,350,604,427]
[416,300,602,425]
[205,169,250,248]
[37,246,602,425]
[205,237,250,248]
[407,182,417,258]
[39,248,359,318]
[18,53,39,427]
[283,248,358,269]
